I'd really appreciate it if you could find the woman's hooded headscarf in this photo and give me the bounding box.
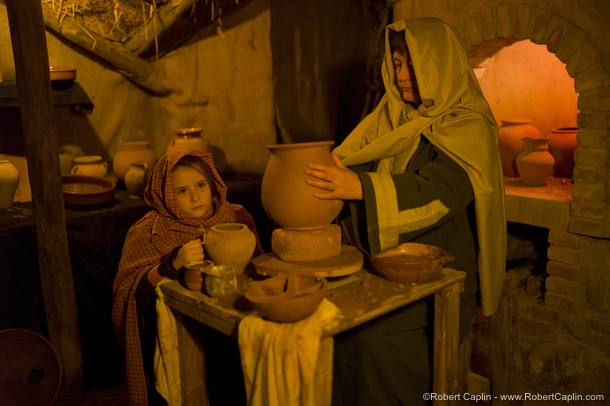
[334,17,506,316]
[112,148,262,405]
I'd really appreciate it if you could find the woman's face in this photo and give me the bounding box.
[392,50,422,106]
[171,166,213,218]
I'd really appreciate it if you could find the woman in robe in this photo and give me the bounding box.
[305,17,506,405]
[112,148,262,406]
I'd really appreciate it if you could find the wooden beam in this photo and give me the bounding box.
[5,0,84,391]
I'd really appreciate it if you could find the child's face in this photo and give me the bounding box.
[171,166,213,218]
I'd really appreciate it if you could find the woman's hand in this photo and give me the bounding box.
[173,239,204,270]
[304,152,364,200]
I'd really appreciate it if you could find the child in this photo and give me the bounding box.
[112,148,263,406]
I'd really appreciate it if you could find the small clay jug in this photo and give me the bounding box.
[184,260,214,292]
[516,137,555,186]
[498,119,542,177]
[203,265,237,298]
[167,128,211,154]
[204,223,256,275]
[112,141,157,182]
[547,127,578,179]
[261,141,344,230]
[0,159,20,209]
[71,155,107,177]
[124,162,148,199]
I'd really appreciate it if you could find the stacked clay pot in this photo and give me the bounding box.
[498,119,542,177]
[516,137,555,186]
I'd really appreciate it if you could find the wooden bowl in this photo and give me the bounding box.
[62,175,116,206]
[245,274,327,323]
[369,242,455,283]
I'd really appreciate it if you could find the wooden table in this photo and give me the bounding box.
[160,267,466,406]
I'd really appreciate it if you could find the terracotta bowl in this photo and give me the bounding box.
[62,175,116,206]
[245,274,327,323]
[369,242,455,283]
[49,66,76,81]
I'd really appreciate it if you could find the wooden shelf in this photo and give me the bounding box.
[504,177,572,230]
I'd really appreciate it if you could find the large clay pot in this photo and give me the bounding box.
[261,141,344,230]
[0,159,20,209]
[70,155,107,177]
[498,119,542,177]
[167,128,211,154]
[547,127,578,179]
[204,223,256,275]
[112,141,157,182]
[124,162,148,199]
[516,137,555,186]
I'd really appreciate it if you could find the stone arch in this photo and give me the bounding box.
[453,5,610,239]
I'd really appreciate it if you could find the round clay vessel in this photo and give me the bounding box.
[112,141,157,182]
[261,141,344,230]
[71,155,107,178]
[497,119,542,177]
[245,274,327,323]
[369,242,455,284]
[167,127,211,154]
[124,162,148,199]
[516,137,555,186]
[204,223,256,275]
[184,260,214,292]
[547,127,578,179]
[203,265,237,298]
[0,159,20,209]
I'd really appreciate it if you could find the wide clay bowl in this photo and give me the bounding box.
[62,175,115,205]
[369,242,455,283]
[245,274,328,323]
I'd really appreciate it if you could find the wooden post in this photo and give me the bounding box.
[5,0,84,390]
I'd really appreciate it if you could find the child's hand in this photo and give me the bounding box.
[173,239,204,270]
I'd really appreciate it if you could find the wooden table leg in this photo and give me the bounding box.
[433,282,461,404]
[176,313,209,406]
[313,336,334,406]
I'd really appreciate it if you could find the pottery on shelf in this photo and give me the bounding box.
[516,137,555,186]
[70,155,107,178]
[124,162,148,199]
[112,141,157,182]
[204,223,256,275]
[547,127,578,179]
[0,159,20,209]
[498,119,542,177]
[261,141,344,230]
[167,127,211,154]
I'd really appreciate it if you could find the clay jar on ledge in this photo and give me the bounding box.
[516,137,555,186]
[497,119,542,177]
[261,141,344,230]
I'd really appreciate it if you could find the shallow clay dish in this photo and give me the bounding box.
[62,175,115,205]
[369,242,455,283]
[0,328,62,406]
[49,66,76,81]
[245,274,327,323]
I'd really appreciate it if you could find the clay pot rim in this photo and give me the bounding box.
[500,119,532,126]
[73,155,103,163]
[119,141,151,147]
[265,140,334,150]
[551,127,579,133]
[175,127,203,136]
